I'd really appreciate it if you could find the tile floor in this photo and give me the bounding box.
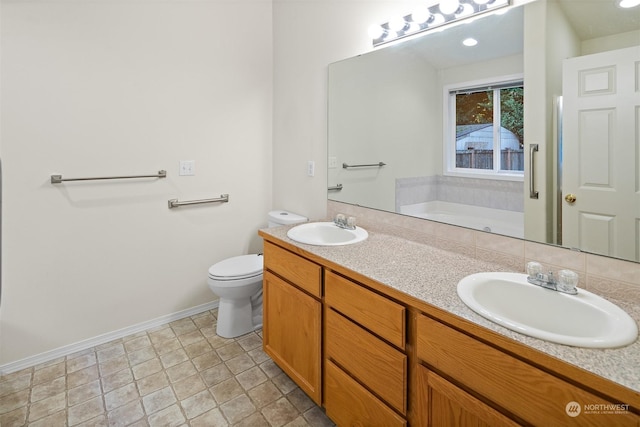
[0,309,335,427]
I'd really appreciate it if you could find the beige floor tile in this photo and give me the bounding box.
[68,379,102,406]
[0,406,27,427]
[236,365,267,391]
[107,400,145,425]
[137,371,169,396]
[142,386,176,415]
[165,360,197,383]
[148,403,185,427]
[68,395,105,426]
[102,368,134,393]
[211,377,244,404]
[0,309,334,427]
[262,397,300,427]
[104,382,139,411]
[190,407,228,427]
[28,392,66,422]
[247,381,282,408]
[30,376,67,403]
[172,373,207,401]
[181,389,217,419]
[68,364,99,389]
[32,362,65,386]
[219,394,256,424]
[192,350,222,372]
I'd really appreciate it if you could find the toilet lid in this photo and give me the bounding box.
[208,254,263,280]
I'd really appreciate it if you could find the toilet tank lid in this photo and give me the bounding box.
[268,210,308,225]
[208,254,264,279]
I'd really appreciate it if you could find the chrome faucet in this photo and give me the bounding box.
[333,214,356,230]
[526,262,578,295]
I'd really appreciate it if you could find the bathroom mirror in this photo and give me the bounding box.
[328,0,640,262]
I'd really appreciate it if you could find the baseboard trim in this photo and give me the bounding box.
[0,300,219,375]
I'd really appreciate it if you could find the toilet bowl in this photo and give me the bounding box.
[207,210,307,338]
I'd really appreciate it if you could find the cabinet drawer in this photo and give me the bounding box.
[263,241,322,297]
[326,308,407,414]
[416,315,640,427]
[325,270,405,349]
[325,360,406,427]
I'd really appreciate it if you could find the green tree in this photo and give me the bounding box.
[456,87,524,147]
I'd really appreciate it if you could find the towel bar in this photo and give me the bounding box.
[342,162,386,169]
[168,194,229,209]
[51,170,166,184]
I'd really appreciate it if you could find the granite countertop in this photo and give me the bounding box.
[260,225,640,395]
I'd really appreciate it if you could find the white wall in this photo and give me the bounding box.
[0,0,273,366]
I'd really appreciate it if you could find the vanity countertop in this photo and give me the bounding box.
[259,225,640,396]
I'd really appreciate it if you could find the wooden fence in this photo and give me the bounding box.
[456,149,524,171]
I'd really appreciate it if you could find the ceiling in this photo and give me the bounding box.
[558,0,640,40]
[385,0,639,70]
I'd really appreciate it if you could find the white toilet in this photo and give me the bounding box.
[207,210,307,338]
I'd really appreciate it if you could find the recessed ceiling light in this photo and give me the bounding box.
[463,37,478,47]
[617,0,640,8]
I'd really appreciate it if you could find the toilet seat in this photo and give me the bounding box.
[208,254,263,281]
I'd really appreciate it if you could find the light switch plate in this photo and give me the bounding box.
[179,160,195,176]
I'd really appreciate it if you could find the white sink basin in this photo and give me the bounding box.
[457,272,638,348]
[287,222,368,246]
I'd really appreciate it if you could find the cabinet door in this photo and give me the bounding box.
[263,270,322,404]
[417,366,521,427]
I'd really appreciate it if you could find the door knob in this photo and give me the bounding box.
[565,193,577,204]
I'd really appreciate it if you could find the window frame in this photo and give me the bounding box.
[443,74,524,181]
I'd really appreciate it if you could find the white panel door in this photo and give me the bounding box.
[562,45,640,261]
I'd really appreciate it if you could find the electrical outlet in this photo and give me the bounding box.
[307,160,315,177]
[328,157,338,169]
[179,160,195,176]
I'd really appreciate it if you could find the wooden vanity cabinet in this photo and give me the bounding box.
[260,234,639,427]
[324,270,408,426]
[262,241,322,405]
[416,314,640,427]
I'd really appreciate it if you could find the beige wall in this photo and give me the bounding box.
[1,0,272,366]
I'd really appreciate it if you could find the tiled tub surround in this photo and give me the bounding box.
[268,201,640,395]
[0,310,334,427]
[395,175,524,213]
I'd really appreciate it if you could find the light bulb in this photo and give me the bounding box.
[617,0,640,8]
[411,7,432,24]
[368,24,385,39]
[439,0,461,15]
[389,16,408,32]
[368,25,385,40]
[473,0,491,5]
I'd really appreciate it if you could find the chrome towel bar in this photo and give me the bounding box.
[168,194,229,209]
[51,170,166,184]
[328,184,343,191]
[343,162,386,169]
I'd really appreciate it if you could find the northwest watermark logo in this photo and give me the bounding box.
[565,401,581,417]
[565,401,630,417]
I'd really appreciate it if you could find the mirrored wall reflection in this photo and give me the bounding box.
[327,0,640,262]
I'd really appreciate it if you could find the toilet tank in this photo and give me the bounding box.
[267,210,307,228]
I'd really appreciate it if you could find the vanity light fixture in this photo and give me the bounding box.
[369,0,510,47]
